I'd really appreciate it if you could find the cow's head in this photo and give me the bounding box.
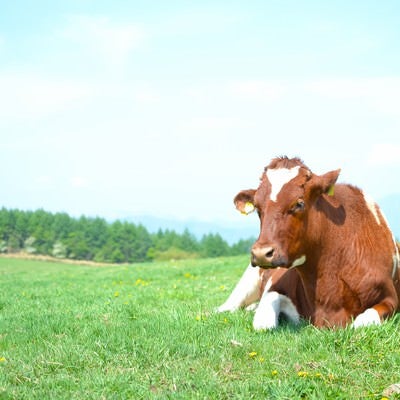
[235,157,340,269]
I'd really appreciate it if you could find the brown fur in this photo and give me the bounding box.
[237,156,400,327]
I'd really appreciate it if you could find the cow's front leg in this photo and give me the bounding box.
[253,291,300,331]
[253,291,281,330]
[217,264,261,313]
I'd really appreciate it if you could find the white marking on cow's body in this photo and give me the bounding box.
[216,264,261,313]
[393,248,399,279]
[363,192,399,279]
[351,308,381,328]
[376,207,399,278]
[253,291,299,331]
[291,255,306,268]
[266,166,300,202]
[363,193,381,225]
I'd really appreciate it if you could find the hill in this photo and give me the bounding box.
[127,193,400,243]
[126,215,258,245]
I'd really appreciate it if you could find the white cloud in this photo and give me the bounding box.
[305,77,400,116]
[179,116,243,133]
[35,176,53,185]
[229,80,287,102]
[0,73,92,119]
[134,86,161,104]
[368,143,400,166]
[62,15,145,65]
[70,176,88,188]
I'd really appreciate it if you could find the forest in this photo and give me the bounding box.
[0,208,254,263]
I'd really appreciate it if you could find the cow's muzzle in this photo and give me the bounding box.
[251,245,287,269]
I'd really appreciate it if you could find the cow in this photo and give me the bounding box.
[219,156,400,329]
[217,264,305,330]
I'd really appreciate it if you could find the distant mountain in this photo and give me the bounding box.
[123,193,400,244]
[378,193,400,240]
[126,215,258,245]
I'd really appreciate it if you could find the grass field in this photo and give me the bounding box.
[1,256,400,399]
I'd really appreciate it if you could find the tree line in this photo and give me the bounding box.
[0,208,254,263]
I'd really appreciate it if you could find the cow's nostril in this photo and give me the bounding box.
[266,248,274,258]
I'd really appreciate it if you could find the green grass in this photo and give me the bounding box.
[1,256,399,399]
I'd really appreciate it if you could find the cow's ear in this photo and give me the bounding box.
[308,169,341,201]
[320,169,341,194]
[234,189,256,215]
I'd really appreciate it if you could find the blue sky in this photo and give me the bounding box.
[1,1,400,227]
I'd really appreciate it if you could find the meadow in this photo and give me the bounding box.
[1,256,399,399]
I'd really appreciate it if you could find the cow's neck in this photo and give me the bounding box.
[293,202,336,314]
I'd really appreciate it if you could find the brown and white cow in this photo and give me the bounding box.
[219,156,400,329]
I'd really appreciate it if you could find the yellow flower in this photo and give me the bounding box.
[248,351,258,358]
[114,291,120,297]
[0,357,6,363]
[271,370,278,376]
[297,371,308,377]
[135,278,149,286]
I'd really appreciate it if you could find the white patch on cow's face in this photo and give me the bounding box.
[266,166,300,202]
[363,193,381,225]
[351,308,381,328]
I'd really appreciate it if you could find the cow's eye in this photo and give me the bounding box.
[291,199,305,213]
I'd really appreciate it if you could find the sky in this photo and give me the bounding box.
[1,0,400,228]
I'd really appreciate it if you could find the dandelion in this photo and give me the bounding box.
[258,356,265,363]
[0,357,6,363]
[248,351,258,358]
[271,370,278,376]
[135,279,149,287]
[195,315,202,321]
[297,371,308,377]
[184,273,192,278]
[219,285,226,291]
[114,291,120,297]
